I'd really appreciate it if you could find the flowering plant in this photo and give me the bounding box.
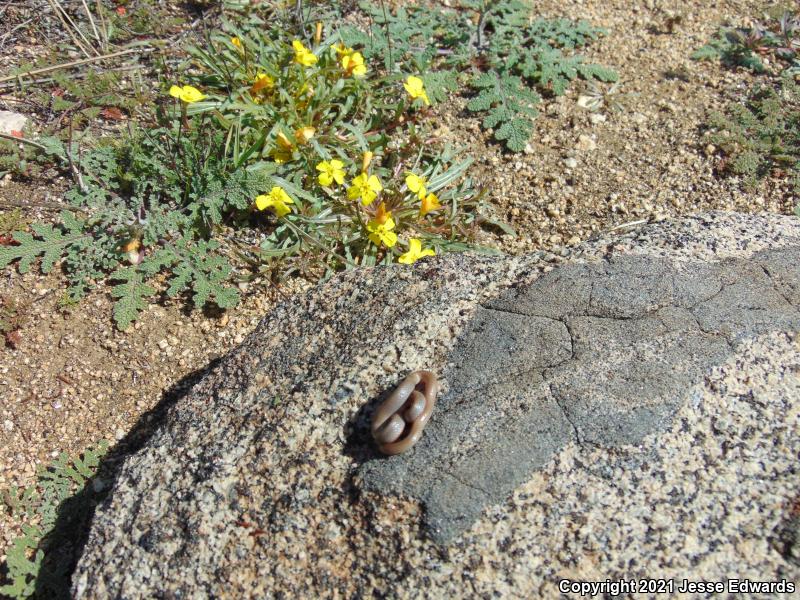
[176,24,489,272]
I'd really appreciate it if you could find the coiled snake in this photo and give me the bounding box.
[371,370,438,455]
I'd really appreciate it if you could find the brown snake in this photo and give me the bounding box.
[371,370,438,455]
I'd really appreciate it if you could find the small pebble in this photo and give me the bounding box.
[576,134,597,152]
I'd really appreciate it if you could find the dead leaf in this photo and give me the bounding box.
[102,107,126,121]
[4,330,22,349]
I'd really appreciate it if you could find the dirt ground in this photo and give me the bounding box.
[0,0,793,558]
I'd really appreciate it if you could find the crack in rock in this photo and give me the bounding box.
[359,248,800,543]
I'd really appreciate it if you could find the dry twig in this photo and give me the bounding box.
[0,46,154,85]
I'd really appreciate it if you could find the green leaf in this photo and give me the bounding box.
[110,268,156,330]
[0,225,87,274]
[428,158,473,192]
[467,70,539,151]
[692,44,722,61]
[495,117,534,152]
[422,71,458,105]
[162,240,240,310]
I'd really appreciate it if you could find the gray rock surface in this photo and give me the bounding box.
[73,212,800,598]
[0,110,27,135]
[361,249,800,542]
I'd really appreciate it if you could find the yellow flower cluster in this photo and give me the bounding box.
[206,39,441,265]
[335,44,367,78]
[255,151,437,263]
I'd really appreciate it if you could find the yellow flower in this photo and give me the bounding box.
[276,131,293,150]
[347,172,383,206]
[316,159,345,187]
[342,52,367,77]
[231,37,243,50]
[169,84,206,103]
[419,192,442,217]
[271,131,294,164]
[398,238,435,264]
[293,40,318,66]
[295,126,316,145]
[367,214,397,248]
[403,75,430,106]
[251,73,274,93]
[255,186,294,218]
[250,73,274,103]
[405,172,427,200]
[374,202,391,225]
[334,43,352,56]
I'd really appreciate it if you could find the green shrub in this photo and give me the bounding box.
[693,8,800,73]
[694,7,800,204]
[1,19,491,329]
[1,0,615,327]
[708,75,800,193]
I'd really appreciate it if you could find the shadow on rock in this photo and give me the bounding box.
[342,386,390,466]
[31,358,221,600]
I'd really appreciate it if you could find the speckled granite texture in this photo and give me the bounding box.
[73,212,800,598]
[361,248,800,542]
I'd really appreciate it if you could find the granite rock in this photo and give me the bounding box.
[0,110,27,135]
[73,212,800,598]
[361,248,800,542]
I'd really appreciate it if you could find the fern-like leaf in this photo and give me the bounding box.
[692,44,723,61]
[0,214,87,274]
[110,268,156,330]
[526,17,606,49]
[195,169,268,227]
[161,240,240,309]
[577,63,619,83]
[467,71,539,151]
[0,442,109,598]
[494,118,535,153]
[422,71,459,105]
[0,536,42,598]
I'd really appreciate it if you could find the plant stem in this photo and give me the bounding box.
[379,0,394,71]
[476,4,489,52]
[295,0,303,28]
[0,132,48,151]
[281,218,356,268]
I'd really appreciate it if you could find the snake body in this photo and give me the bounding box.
[371,370,438,455]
